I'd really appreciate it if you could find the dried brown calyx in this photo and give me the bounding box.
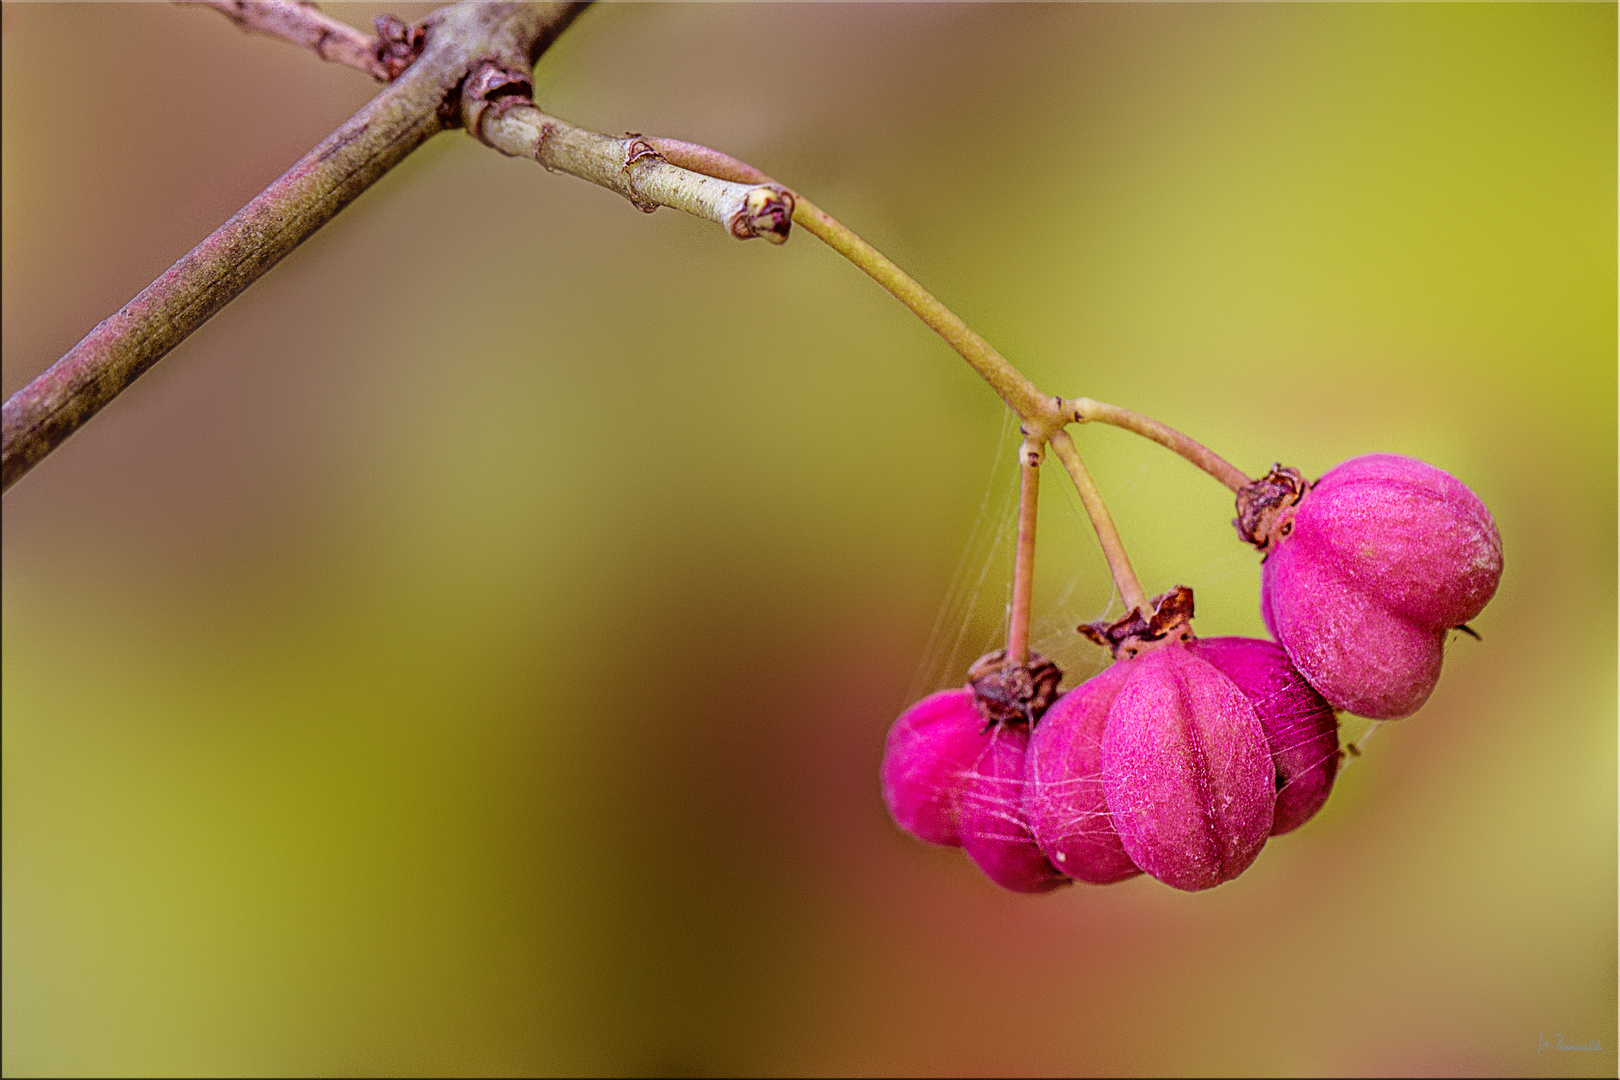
[967,651,1063,728]
[1233,464,1309,552]
[1080,585,1196,660]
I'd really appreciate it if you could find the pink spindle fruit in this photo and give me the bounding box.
[880,688,984,846]
[880,658,1070,894]
[1027,588,1276,892]
[1189,637,1339,836]
[1101,645,1276,891]
[1236,454,1503,719]
[1022,662,1142,884]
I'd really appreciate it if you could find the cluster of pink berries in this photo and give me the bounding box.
[881,453,1503,893]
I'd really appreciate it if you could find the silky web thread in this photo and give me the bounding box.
[905,409,1020,708]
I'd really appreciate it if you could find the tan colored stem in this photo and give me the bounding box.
[1007,440,1043,664]
[473,104,794,242]
[1048,430,1148,615]
[189,0,391,79]
[1069,397,1249,492]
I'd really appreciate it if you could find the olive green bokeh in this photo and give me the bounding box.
[4,4,1614,1076]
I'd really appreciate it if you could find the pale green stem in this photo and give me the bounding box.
[645,141,1236,614]
[1068,397,1250,492]
[1047,429,1148,615]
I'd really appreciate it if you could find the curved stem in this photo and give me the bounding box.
[789,198,1053,424]
[1007,439,1043,664]
[634,139,1243,612]
[644,138,774,187]
[647,139,1252,497]
[1047,429,1148,615]
[1069,397,1249,492]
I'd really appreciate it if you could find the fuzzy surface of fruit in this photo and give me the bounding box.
[880,688,985,847]
[880,680,1069,894]
[1188,636,1339,836]
[1026,588,1278,892]
[1238,454,1503,719]
[1022,661,1143,885]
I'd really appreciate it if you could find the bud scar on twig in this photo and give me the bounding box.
[461,62,794,243]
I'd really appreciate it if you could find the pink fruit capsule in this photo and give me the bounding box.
[1237,455,1502,719]
[1100,645,1276,892]
[880,688,983,847]
[880,685,1068,894]
[955,719,1072,894]
[1189,636,1339,836]
[1022,662,1143,885]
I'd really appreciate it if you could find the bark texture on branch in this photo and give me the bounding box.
[463,79,793,243]
[191,0,398,80]
[1,1,588,493]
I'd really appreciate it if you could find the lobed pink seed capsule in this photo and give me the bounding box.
[879,684,1068,894]
[956,721,1072,893]
[1022,662,1143,884]
[880,688,984,846]
[1101,645,1277,892]
[1238,454,1502,719]
[1189,637,1339,836]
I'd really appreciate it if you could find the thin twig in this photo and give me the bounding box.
[1048,430,1149,615]
[640,140,1057,426]
[632,136,1248,612]
[1068,397,1250,492]
[2,2,587,493]
[188,0,393,80]
[468,96,794,242]
[644,139,775,187]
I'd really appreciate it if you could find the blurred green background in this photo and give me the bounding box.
[3,3,1614,1075]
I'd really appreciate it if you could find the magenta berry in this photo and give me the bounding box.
[879,659,1069,894]
[1101,644,1276,891]
[955,719,1072,893]
[880,688,985,846]
[1237,454,1502,718]
[1023,588,1278,892]
[1189,636,1339,836]
[1022,661,1143,885]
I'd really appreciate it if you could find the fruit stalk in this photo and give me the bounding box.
[1047,430,1148,616]
[1007,439,1043,665]
[1068,397,1249,492]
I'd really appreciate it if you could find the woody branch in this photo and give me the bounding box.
[1,2,587,493]
[189,0,420,80]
